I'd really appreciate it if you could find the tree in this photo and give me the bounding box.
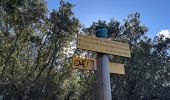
[0,0,80,99]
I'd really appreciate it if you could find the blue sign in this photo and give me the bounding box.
[95,25,108,38]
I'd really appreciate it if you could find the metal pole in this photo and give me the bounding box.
[101,54,112,100]
[96,25,112,100]
[96,53,104,100]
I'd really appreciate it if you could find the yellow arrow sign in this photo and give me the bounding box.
[72,56,95,70]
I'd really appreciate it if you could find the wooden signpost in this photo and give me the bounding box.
[73,25,131,100]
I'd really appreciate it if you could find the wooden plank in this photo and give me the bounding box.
[77,34,131,57]
[109,62,125,74]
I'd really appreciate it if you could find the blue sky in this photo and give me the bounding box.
[47,0,170,38]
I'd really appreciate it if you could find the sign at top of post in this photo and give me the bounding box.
[77,34,131,57]
[96,25,108,38]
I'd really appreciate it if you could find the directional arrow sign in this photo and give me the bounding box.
[77,34,131,57]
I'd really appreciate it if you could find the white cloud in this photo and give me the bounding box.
[157,30,170,39]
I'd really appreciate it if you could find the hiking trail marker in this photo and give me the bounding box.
[75,25,131,100]
[72,56,95,70]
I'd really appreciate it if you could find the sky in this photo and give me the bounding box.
[47,0,170,38]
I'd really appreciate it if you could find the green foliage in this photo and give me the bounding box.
[0,0,79,99]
